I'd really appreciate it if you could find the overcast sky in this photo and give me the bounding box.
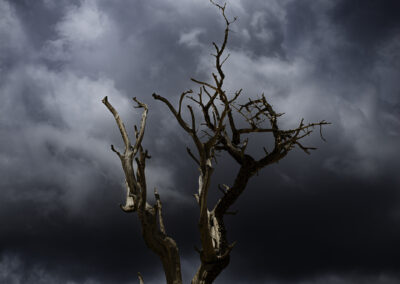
[1,0,400,283]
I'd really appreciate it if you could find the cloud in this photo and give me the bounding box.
[0,0,28,66]
[0,0,187,219]
[57,0,110,42]
[178,28,205,48]
[43,0,117,63]
[0,61,184,214]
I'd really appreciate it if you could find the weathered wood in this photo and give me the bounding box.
[103,97,182,284]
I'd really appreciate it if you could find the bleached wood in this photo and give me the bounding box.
[103,97,182,284]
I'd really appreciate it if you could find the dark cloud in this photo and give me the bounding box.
[0,0,399,283]
[220,170,400,281]
[331,0,400,46]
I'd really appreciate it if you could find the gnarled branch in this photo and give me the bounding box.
[103,97,182,284]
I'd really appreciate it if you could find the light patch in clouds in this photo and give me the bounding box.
[0,63,132,213]
[0,0,183,214]
[0,0,27,58]
[212,50,319,124]
[0,58,183,213]
[178,28,205,48]
[250,11,276,43]
[57,0,111,44]
[43,0,115,62]
[35,68,126,134]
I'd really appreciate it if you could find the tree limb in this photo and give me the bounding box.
[103,96,182,284]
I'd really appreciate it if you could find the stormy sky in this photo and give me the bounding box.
[1,0,399,283]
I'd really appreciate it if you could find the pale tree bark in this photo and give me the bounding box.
[104,1,329,283]
[102,97,182,284]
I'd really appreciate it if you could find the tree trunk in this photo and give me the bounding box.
[139,203,183,284]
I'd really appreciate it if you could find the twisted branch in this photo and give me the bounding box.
[103,97,182,284]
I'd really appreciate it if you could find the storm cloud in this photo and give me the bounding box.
[0,0,399,283]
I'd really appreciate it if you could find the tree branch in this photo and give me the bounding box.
[132,97,149,156]
[103,96,182,284]
[154,188,166,235]
[138,272,144,284]
[102,96,131,151]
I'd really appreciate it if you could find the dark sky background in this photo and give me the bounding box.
[1,0,400,283]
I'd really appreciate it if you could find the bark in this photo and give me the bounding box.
[103,96,182,284]
[191,156,256,284]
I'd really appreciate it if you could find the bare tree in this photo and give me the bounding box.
[103,1,329,284]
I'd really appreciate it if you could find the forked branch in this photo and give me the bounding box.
[103,97,182,284]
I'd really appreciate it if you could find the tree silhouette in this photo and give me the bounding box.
[103,1,329,283]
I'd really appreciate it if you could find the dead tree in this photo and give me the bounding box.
[102,96,182,284]
[103,1,329,283]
